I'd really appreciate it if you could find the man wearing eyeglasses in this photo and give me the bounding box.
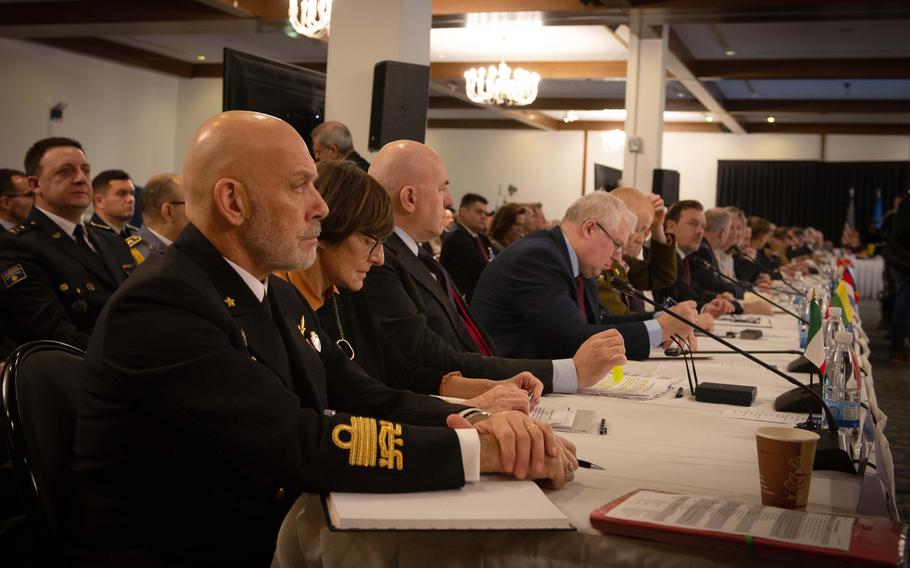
[471,191,700,361]
[0,168,34,231]
[135,173,189,256]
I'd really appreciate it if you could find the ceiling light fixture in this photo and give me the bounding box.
[725,50,737,56]
[705,115,714,122]
[196,55,206,62]
[289,0,332,39]
[563,111,579,123]
[464,61,540,106]
[766,116,776,123]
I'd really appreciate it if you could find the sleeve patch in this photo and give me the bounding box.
[2,264,27,288]
[332,417,404,471]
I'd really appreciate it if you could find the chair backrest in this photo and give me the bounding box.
[1,340,86,542]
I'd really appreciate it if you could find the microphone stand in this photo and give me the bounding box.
[610,276,855,474]
[731,248,806,299]
[689,257,807,324]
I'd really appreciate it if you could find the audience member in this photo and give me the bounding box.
[440,193,495,300]
[0,168,33,230]
[689,208,743,298]
[654,200,738,317]
[489,202,527,253]
[363,140,627,394]
[885,192,910,363]
[66,112,576,566]
[136,173,188,255]
[279,161,542,412]
[0,137,135,355]
[472,191,699,361]
[520,202,547,234]
[91,169,138,238]
[311,120,370,171]
[597,187,676,315]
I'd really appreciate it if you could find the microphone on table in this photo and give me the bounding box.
[610,276,855,474]
[688,257,807,324]
[729,246,806,299]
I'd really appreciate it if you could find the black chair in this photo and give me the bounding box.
[1,340,86,561]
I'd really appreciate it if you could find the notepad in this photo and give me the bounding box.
[325,477,573,531]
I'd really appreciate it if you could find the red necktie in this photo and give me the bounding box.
[576,276,588,323]
[474,235,490,262]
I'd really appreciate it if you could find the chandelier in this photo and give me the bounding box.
[464,62,540,106]
[288,0,332,39]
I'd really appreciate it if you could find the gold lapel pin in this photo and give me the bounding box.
[298,315,306,336]
[224,297,236,308]
[52,232,62,239]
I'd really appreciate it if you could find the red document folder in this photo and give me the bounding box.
[590,489,907,567]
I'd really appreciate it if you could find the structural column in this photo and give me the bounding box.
[622,11,668,194]
[325,0,432,157]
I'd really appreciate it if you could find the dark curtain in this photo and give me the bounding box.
[717,160,910,244]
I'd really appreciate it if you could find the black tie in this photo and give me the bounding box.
[261,289,274,320]
[73,224,97,257]
[418,246,450,295]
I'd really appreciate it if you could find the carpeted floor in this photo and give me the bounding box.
[859,298,910,521]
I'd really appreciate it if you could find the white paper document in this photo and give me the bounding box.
[721,408,805,424]
[606,491,853,551]
[326,477,572,530]
[580,361,685,400]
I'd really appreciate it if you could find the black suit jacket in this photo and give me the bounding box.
[361,232,555,390]
[689,241,743,299]
[0,208,135,354]
[317,288,449,395]
[471,227,652,361]
[439,222,492,301]
[653,247,744,315]
[345,150,370,172]
[67,224,466,566]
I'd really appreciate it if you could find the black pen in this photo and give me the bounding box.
[675,387,684,398]
[598,418,608,435]
[578,459,605,470]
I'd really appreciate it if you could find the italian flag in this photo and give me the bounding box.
[804,297,826,373]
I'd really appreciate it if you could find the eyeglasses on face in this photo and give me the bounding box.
[359,232,384,257]
[593,220,625,250]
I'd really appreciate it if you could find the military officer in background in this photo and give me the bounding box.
[89,169,148,265]
[0,137,135,356]
[134,172,188,257]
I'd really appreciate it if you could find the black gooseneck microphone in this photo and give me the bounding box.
[729,246,806,299]
[688,256,807,324]
[610,276,855,474]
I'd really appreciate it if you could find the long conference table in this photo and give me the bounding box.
[273,299,897,568]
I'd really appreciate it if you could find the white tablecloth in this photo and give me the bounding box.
[274,311,895,568]
[852,256,886,299]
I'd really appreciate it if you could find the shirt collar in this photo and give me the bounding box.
[560,227,580,278]
[147,226,173,247]
[394,226,420,257]
[457,221,478,238]
[37,205,85,241]
[0,218,15,230]
[223,257,269,302]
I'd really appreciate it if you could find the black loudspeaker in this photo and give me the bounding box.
[368,61,430,152]
[652,169,680,206]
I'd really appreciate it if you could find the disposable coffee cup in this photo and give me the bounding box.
[755,427,819,508]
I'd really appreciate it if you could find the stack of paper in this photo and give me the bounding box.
[580,373,683,400]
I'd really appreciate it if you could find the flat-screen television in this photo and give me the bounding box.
[594,163,623,191]
[223,48,325,151]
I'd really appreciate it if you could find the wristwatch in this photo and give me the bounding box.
[462,409,493,425]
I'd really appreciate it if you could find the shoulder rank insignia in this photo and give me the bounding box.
[332,417,403,471]
[125,235,142,247]
[2,264,27,288]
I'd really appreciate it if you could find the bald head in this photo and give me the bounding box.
[610,187,653,257]
[181,111,326,278]
[369,140,453,243]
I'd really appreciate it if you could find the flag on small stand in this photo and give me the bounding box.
[832,281,856,325]
[804,296,826,374]
[842,267,860,303]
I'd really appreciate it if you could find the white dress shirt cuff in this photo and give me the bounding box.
[550,358,577,393]
[454,428,481,482]
[644,319,663,347]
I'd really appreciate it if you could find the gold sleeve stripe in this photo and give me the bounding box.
[331,416,403,470]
